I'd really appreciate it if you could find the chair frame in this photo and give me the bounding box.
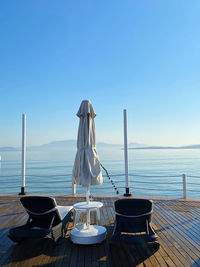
[111,198,159,247]
[8,196,73,244]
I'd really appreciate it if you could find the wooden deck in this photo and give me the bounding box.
[0,195,200,267]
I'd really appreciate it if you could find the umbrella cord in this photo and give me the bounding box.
[100,163,119,194]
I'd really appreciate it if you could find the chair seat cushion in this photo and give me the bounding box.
[57,205,73,220]
[8,225,51,242]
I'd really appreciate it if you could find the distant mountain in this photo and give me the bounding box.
[36,140,145,149]
[129,144,200,150]
[97,142,122,147]
[28,140,76,150]
[129,142,149,148]
[39,140,76,148]
[179,144,200,149]
[29,140,147,150]
[0,140,142,152]
[1,141,200,151]
[130,146,176,150]
[30,140,124,150]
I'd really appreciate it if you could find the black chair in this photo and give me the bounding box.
[8,196,73,244]
[111,198,159,249]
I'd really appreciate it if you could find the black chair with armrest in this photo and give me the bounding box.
[111,198,159,250]
[8,196,73,244]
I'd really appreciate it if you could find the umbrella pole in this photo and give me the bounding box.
[86,186,90,204]
[86,187,90,228]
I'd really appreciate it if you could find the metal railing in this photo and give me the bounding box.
[0,172,200,199]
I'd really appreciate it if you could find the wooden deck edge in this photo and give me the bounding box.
[0,193,200,201]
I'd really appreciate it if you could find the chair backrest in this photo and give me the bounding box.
[114,199,153,234]
[20,196,62,228]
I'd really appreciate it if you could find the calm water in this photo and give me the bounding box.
[0,147,200,198]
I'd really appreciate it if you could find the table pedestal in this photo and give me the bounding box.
[70,225,107,245]
[70,201,107,245]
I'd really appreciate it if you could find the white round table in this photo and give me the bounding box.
[70,201,107,245]
[73,201,103,225]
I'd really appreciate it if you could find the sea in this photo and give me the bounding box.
[0,147,200,198]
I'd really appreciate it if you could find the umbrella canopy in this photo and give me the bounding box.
[72,100,103,188]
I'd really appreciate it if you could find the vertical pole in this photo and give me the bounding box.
[19,114,26,195]
[123,109,132,196]
[182,174,187,199]
[86,186,90,204]
[86,186,90,229]
[72,180,76,195]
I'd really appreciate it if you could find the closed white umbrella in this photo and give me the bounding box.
[72,100,103,203]
[71,100,107,245]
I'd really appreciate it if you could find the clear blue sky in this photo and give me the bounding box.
[1,0,200,147]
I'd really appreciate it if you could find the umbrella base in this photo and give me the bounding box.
[70,225,107,245]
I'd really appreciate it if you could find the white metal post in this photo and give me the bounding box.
[182,174,187,199]
[123,109,132,196]
[19,114,26,195]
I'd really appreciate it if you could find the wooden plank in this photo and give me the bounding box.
[98,204,109,267]
[151,221,176,267]
[76,244,86,267]
[69,242,79,267]
[162,201,200,238]
[154,204,200,255]
[153,214,194,266]
[57,223,74,266]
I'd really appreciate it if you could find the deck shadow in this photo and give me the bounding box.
[110,242,159,267]
[3,225,113,266]
[7,222,160,266]
[5,239,110,266]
